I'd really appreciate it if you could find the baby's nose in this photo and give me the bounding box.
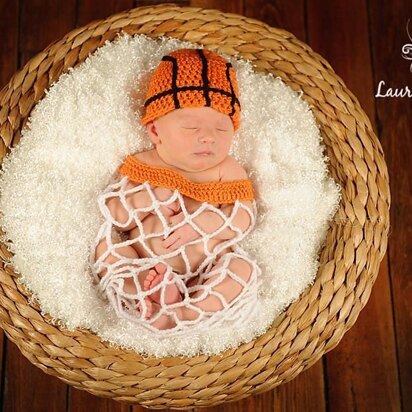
[199,129,216,142]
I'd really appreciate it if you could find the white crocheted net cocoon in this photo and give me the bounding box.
[90,176,262,337]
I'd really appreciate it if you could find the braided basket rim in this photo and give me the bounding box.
[0,3,390,409]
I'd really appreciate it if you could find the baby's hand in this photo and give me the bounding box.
[152,187,180,217]
[169,211,185,226]
[162,212,201,250]
[153,187,174,201]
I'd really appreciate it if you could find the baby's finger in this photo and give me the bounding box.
[162,236,173,248]
[170,200,180,212]
[170,215,182,226]
[162,233,178,249]
[167,237,182,250]
[175,212,185,224]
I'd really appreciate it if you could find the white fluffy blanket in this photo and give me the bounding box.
[0,33,341,358]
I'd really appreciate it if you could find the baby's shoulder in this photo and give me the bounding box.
[131,149,154,164]
[111,150,153,184]
[219,156,249,182]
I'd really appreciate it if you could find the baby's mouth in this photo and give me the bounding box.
[194,151,213,156]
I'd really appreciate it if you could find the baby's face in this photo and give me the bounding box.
[146,107,234,173]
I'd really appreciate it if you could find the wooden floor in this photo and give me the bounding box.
[0,0,411,411]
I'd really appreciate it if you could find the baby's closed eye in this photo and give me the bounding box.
[181,127,229,132]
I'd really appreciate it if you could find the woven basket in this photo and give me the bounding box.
[0,3,390,409]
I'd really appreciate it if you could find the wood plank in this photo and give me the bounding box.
[186,0,269,408]
[273,361,326,412]
[190,0,242,13]
[0,0,19,90]
[307,0,401,411]
[2,1,76,411]
[239,1,326,410]
[245,0,306,41]
[77,0,135,26]
[0,0,19,410]
[69,2,134,410]
[369,2,412,411]
[69,388,132,412]
[19,0,76,65]
[134,0,190,7]
[184,3,273,411]
[4,341,67,412]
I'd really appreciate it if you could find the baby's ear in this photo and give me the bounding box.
[146,121,160,144]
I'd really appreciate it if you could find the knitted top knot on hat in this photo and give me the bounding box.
[140,48,241,131]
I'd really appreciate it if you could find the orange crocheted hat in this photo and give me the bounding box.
[140,48,241,131]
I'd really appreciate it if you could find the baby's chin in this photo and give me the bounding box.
[187,153,225,170]
[166,156,218,174]
[157,148,227,173]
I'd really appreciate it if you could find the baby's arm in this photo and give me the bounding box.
[191,159,254,240]
[106,176,153,232]
[192,201,253,240]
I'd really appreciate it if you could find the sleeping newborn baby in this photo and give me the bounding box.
[90,48,261,332]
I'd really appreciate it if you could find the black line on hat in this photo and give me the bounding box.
[144,86,241,108]
[162,55,180,109]
[225,62,239,116]
[197,49,211,106]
